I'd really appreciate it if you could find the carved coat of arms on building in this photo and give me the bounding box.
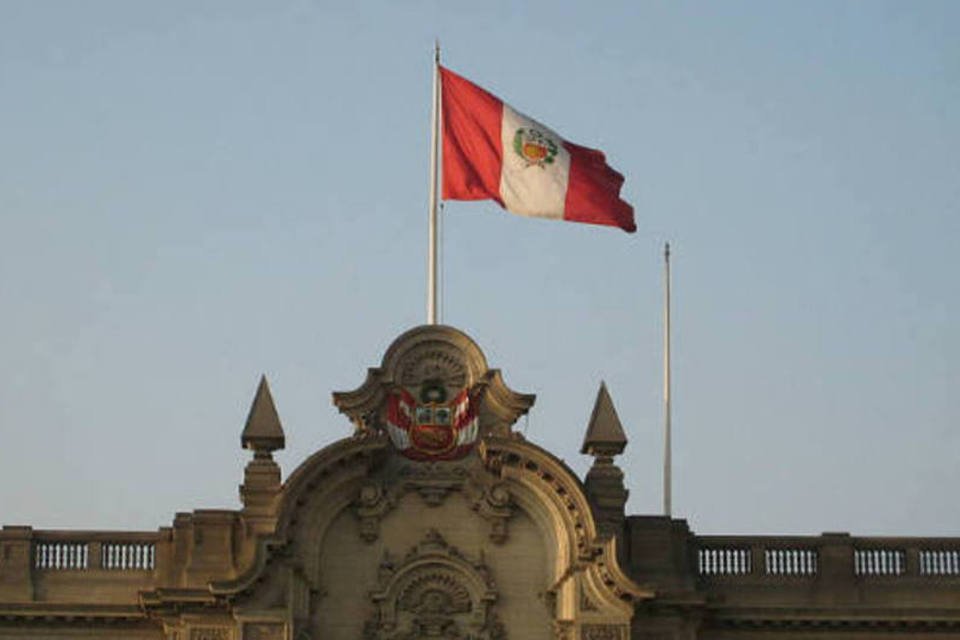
[384,380,480,461]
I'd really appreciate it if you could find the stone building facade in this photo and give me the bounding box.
[1,325,958,639]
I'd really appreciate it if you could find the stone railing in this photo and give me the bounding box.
[32,530,160,572]
[696,534,960,580]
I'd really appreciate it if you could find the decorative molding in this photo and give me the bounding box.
[633,633,673,640]
[398,347,468,388]
[580,585,598,612]
[191,629,230,640]
[471,482,514,544]
[552,620,574,640]
[354,482,395,542]
[480,437,593,556]
[365,529,504,639]
[399,462,469,507]
[581,624,627,640]
[243,622,284,640]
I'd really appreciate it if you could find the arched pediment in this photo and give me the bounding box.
[210,325,648,640]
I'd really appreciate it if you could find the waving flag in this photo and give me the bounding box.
[440,66,635,233]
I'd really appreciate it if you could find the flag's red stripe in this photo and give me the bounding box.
[440,66,504,205]
[563,142,636,233]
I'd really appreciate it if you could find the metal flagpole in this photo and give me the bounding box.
[426,42,441,325]
[663,242,673,517]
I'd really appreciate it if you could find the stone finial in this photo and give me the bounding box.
[580,382,627,458]
[241,375,285,453]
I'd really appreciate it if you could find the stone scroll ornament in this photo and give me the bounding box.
[384,380,480,461]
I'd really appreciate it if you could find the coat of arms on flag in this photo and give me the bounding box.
[384,379,480,461]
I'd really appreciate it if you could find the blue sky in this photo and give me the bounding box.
[1,1,957,535]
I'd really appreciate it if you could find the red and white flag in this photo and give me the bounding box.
[440,66,636,233]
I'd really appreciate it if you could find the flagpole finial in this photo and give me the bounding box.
[434,39,440,63]
[664,241,670,259]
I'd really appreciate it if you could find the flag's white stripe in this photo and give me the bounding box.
[498,104,570,219]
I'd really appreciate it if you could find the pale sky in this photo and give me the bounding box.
[1,1,958,536]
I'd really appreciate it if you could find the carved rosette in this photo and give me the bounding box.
[365,529,505,640]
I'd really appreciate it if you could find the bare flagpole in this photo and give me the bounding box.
[427,42,441,325]
[663,242,673,516]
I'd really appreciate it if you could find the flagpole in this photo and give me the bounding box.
[663,242,673,517]
[427,42,441,325]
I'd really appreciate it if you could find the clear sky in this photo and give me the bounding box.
[1,1,957,536]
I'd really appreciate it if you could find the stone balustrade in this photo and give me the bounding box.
[0,526,169,606]
[696,534,960,580]
[31,531,160,572]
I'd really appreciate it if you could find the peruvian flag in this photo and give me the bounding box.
[440,66,636,233]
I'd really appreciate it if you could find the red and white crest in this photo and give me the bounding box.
[384,384,479,461]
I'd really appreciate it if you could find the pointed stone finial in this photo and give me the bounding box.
[241,375,285,453]
[581,382,627,458]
